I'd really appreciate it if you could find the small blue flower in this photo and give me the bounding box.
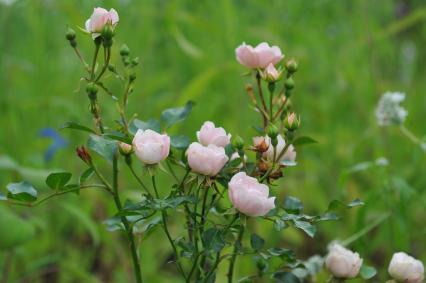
[39,128,68,162]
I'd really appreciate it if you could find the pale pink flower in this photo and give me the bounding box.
[235,42,283,69]
[261,63,281,81]
[325,244,363,279]
[263,135,296,166]
[186,142,229,176]
[132,129,170,164]
[85,7,119,38]
[196,121,231,147]
[388,252,424,283]
[228,172,275,217]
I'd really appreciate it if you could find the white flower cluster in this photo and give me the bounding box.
[375,92,408,126]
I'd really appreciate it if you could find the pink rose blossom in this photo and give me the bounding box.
[261,63,281,81]
[228,172,275,217]
[263,134,296,166]
[186,142,229,176]
[235,42,283,69]
[325,244,363,279]
[132,129,170,164]
[85,7,119,38]
[196,121,231,147]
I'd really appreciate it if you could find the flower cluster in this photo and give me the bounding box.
[376,91,408,126]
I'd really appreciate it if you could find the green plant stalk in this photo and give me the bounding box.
[256,72,268,129]
[112,155,143,283]
[151,175,187,280]
[126,162,152,196]
[227,214,245,283]
[197,185,210,279]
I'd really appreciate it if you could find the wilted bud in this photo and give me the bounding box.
[86,83,98,100]
[261,63,282,82]
[120,44,130,56]
[253,137,270,153]
[285,59,298,73]
[76,146,92,165]
[65,28,76,41]
[232,135,244,150]
[258,161,269,172]
[284,77,295,90]
[119,142,133,155]
[284,112,300,131]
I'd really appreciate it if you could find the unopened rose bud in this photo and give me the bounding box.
[261,63,282,82]
[86,83,98,100]
[232,135,244,150]
[131,57,139,66]
[108,64,116,72]
[284,77,295,90]
[197,121,231,147]
[253,137,269,153]
[186,143,228,176]
[267,124,279,140]
[120,44,130,56]
[76,146,92,165]
[119,142,133,155]
[285,59,298,73]
[284,112,300,131]
[132,130,170,164]
[129,72,136,82]
[101,24,114,40]
[65,28,76,41]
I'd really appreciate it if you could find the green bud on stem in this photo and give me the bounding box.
[232,135,245,150]
[86,83,98,100]
[120,44,130,57]
[285,59,298,73]
[284,77,295,90]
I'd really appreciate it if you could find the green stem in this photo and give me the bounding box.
[197,185,210,277]
[91,43,100,81]
[112,155,143,283]
[256,72,268,129]
[227,214,245,283]
[95,47,111,82]
[126,162,152,196]
[151,175,187,280]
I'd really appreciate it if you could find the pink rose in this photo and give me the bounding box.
[186,142,229,176]
[263,134,296,166]
[261,63,282,82]
[235,42,283,69]
[132,129,170,164]
[228,172,275,217]
[85,7,119,38]
[325,244,363,279]
[196,121,231,147]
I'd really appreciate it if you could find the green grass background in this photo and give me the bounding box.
[0,0,425,282]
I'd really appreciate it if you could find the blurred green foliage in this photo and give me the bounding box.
[0,0,425,282]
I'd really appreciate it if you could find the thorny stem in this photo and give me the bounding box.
[227,214,245,283]
[112,155,143,283]
[151,175,187,280]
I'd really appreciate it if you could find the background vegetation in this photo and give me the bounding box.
[0,0,425,282]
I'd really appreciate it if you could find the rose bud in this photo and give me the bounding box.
[388,252,424,283]
[263,135,297,166]
[285,59,298,73]
[186,142,229,176]
[132,129,170,165]
[261,63,282,82]
[284,112,300,131]
[235,42,284,69]
[253,136,270,153]
[196,121,231,148]
[230,152,247,169]
[228,172,275,217]
[85,7,119,39]
[119,142,132,155]
[325,243,363,279]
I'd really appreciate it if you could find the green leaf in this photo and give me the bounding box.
[46,172,72,191]
[327,198,364,212]
[60,121,95,134]
[87,134,117,163]
[283,196,304,214]
[272,271,301,283]
[79,167,95,185]
[103,131,131,143]
[274,218,288,231]
[129,118,161,134]
[316,212,339,222]
[250,233,265,251]
[202,228,225,252]
[360,264,377,279]
[0,206,35,250]
[7,181,37,202]
[161,101,194,128]
[267,248,295,262]
[292,136,317,146]
[103,216,125,232]
[293,220,316,238]
[170,135,190,149]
